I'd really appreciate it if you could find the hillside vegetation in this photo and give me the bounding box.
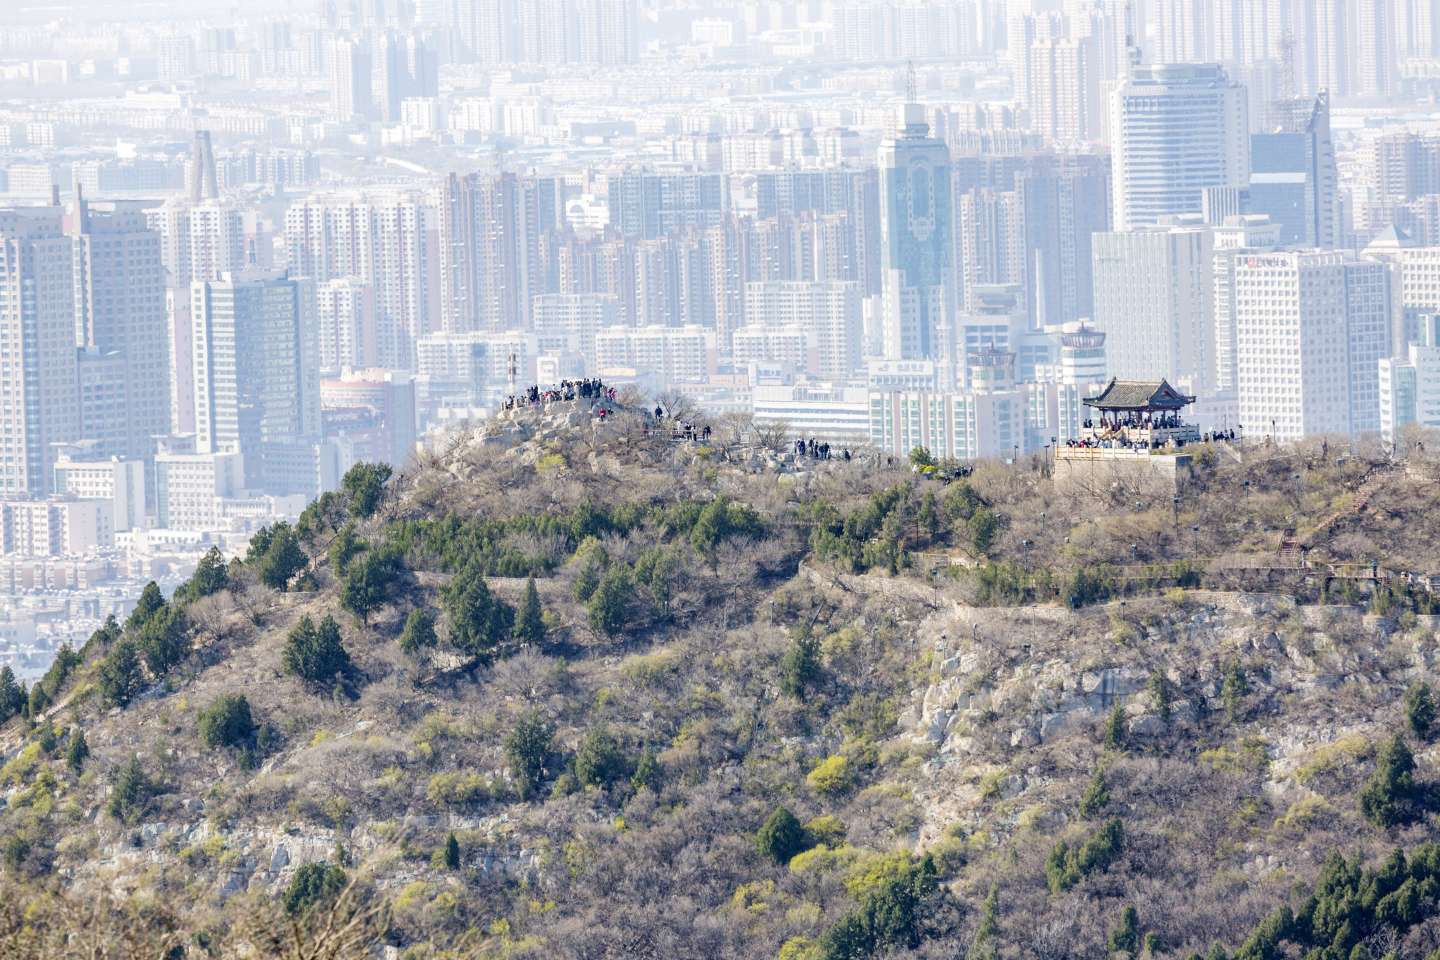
[5,400,1440,960]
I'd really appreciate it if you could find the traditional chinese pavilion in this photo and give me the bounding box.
[1079,378,1200,447]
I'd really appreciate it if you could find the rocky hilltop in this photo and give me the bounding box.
[4,397,1440,960]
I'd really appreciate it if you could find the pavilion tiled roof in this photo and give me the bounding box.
[1083,378,1194,411]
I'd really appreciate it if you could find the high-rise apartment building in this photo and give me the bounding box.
[1092,219,1215,396]
[1355,0,1399,97]
[284,190,438,368]
[438,173,558,334]
[1017,156,1111,327]
[532,293,617,364]
[190,271,322,494]
[0,207,78,498]
[1027,32,1103,145]
[1110,64,1249,230]
[71,202,170,464]
[316,278,379,372]
[328,38,374,122]
[744,281,863,381]
[607,171,728,241]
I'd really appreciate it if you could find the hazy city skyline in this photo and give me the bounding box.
[2,0,1440,678]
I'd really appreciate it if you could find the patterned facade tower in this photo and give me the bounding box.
[879,102,954,379]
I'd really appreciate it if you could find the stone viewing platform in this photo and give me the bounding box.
[1055,378,1216,495]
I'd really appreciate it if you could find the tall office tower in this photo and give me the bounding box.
[438,172,541,334]
[607,171,729,241]
[191,271,322,494]
[1111,64,1249,230]
[744,281,863,381]
[285,191,438,369]
[1235,251,1393,441]
[1027,32,1103,145]
[317,278,379,371]
[956,189,1025,313]
[188,130,219,203]
[0,208,78,498]
[71,202,170,464]
[1092,220,1215,396]
[1249,94,1339,247]
[879,102,954,372]
[328,38,374,121]
[1017,156,1111,327]
[1355,0,1399,97]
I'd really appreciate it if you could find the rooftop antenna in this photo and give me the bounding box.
[1278,28,1296,103]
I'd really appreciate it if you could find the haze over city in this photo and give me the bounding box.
[4,5,1440,955]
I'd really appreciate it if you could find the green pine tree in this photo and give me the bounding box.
[1406,682,1436,741]
[1079,766,1110,819]
[1103,702,1127,751]
[1148,668,1172,726]
[505,709,553,799]
[965,884,1000,960]
[399,608,438,657]
[65,728,89,772]
[515,576,547,648]
[755,806,808,865]
[1108,905,1140,955]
